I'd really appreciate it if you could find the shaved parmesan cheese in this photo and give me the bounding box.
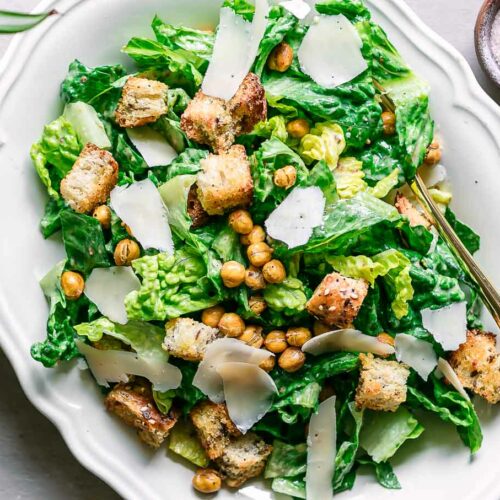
[265,186,325,248]
[76,339,182,391]
[395,333,437,380]
[298,14,367,88]
[159,174,197,232]
[302,329,395,357]
[217,362,277,433]
[84,267,140,324]
[202,0,269,100]
[280,0,311,19]
[421,302,467,351]
[193,338,272,403]
[126,127,178,168]
[437,357,470,401]
[110,178,174,254]
[306,395,336,500]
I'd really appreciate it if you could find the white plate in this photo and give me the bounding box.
[0,1,499,499]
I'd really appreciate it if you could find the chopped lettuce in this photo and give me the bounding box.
[445,208,481,255]
[168,420,210,467]
[359,407,424,463]
[263,277,308,317]
[265,441,307,479]
[299,122,345,169]
[125,248,218,321]
[31,116,81,198]
[60,211,110,276]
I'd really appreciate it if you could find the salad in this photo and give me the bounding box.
[30,0,496,497]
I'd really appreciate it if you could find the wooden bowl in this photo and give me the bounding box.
[475,0,500,88]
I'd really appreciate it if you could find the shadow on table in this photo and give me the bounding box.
[0,349,121,500]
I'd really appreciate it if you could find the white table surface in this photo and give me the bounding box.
[0,0,498,499]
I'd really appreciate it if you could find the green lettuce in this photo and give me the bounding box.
[168,420,210,467]
[61,59,127,117]
[445,208,480,255]
[265,441,307,479]
[31,261,84,367]
[125,248,218,321]
[40,198,68,238]
[359,406,424,463]
[31,116,81,198]
[407,375,482,453]
[357,458,401,489]
[263,277,308,317]
[299,122,346,169]
[315,0,371,20]
[60,211,110,276]
[153,390,175,414]
[74,317,167,362]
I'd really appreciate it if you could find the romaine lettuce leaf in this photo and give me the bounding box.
[40,198,68,238]
[299,122,345,169]
[265,441,307,479]
[263,277,308,317]
[168,420,210,467]
[60,211,110,276]
[445,208,481,255]
[359,406,424,463]
[31,116,81,198]
[357,458,401,489]
[125,248,218,321]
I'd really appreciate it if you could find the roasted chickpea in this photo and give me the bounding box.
[247,242,273,268]
[267,41,294,72]
[240,225,266,246]
[313,320,331,336]
[262,259,286,284]
[278,347,306,373]
[220,261,246,288]
[92,205,111,229]
[424,140,442,166]
[381,111,396,135]
[114,239,141,266]
[249,295,267,316]
[201,305,225,328]
[60,271,85,300]
[264,330,288,354]
[286,118,310,139]
[218,313,245,337]
[273,165,297,189]
[377,332,395,347]
[259,355,276,372]
[239,325,264,348]
[228,209,254,235]
[192,468,222,494]
[286,326,312,347]
[245,266,266,290]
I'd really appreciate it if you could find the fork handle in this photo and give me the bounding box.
[412,174,500,329]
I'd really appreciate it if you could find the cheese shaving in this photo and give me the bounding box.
[437,357,470,401]
[421,301,467,351]
[395,333,437,380]
[126,127,178,167]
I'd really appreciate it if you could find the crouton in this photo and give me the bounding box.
[395,193,432,229]
[216,433,272,487]
[180,92,234,153]
[229,72,267,135]
[449,330,500,404]
[355,353,409,412]
[196,145,253,215]
[190,401,241,460]
[163,318,222,362]
[104,378,179,448]
[115,76,168,128]
[180,73,267,152]
[306,272,369,328]
[187,184,210,228]
[60,143,119,213]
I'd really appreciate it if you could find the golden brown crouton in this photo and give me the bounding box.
[187,184,210,228]
[306,272,369,328]
[395,193,432,229]
[60,143,119,213]
[180,73,267,152]
[196,145,253,215]
[229,72,267,135]
[115,76,168,128]
[163,318,222,362]
[215,433,272,487]
[449,330,500,404]
[104,378,179,448]
[190,401,241,460]
[355,353,409,412]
